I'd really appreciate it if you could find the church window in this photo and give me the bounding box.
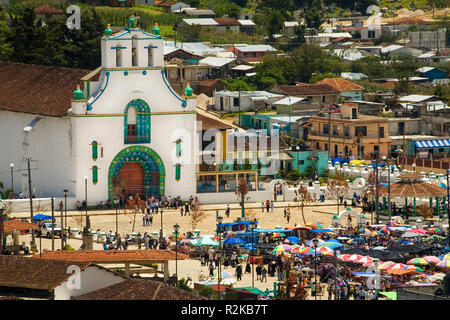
[116,47,122,67]
[92,166,98,184]
[124,99,151,144]
[91,141,98,160]
[175,163,181,181]
[132,35,138,67]
[176,139,182,157]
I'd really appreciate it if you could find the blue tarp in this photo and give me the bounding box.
[253,229,293,234]
[352,272,376,277]
[311,229,334,233]
[286,236,300,243]
[371,163,386,168]
[32,214,54,221]
[223,237,246,245]
[331,157,349,165]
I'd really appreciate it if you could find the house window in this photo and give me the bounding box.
[323,124,329,134]
[253,52,257,58]
[321,96,325,103]
[352,108,357,119]
[355,126,367,137]
[325,143,328,151]
[398,122,405,135]
[233,97,239,106]
[368,30,375,39]
[92,166,98,185]
[91,141,98,160]
[298,160,304,165]
[176,139,182,157]
[316,142,320,149]
[344,126,350,137]
[175,164,181,181]
[124,99,151,144]
[379,126,385,138]
[333,125,339,135]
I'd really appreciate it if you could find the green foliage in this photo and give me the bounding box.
[304,165,316,179]
[377,112,395,118]
[215,2,242,18]
[304,4,323,29]
[62,244,75,251]
[224,77,257,91]
[198,285,215,298]
[310,72,340,84]
[176,277,194,292]
[285,169,301,181]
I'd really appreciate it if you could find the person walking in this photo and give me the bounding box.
[256,264,262,280]
[209,262,214,277]
[225,204,230,218]
[261,202,265,213]
[261,266,267,283]
[236,264,243,281]
[270,201,274,213]
[265,200,270,213]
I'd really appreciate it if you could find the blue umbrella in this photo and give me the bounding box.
[286,236,300,244]
[322,242,343,249]
[327,239,340,243]
[32,214,54,221]
[223,237,246,245]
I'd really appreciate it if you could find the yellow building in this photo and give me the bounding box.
[306,103,391,159]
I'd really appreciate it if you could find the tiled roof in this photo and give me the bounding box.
[316,78,365,92]
[0,61,91,117]
[0,255,91,290]
[33,249,189,262]
[214,18,240,26]
[155,1,177,6]
[271,84,339,96]
[380,181,447,198]
[3,219,39,233]
[34,5,63,14]
[200,78,224,87]
[73,279,208,300]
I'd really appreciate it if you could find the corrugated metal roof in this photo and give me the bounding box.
[234,44,277,52]
[199,57,236,67]
[398,95,435,102]
[381,45,404,53]
[238,19,255,26]
[284,21,299,27]
[231,64,254,71]
[182,18,218,26]
[341,72,368,80]
[273,97,308,105]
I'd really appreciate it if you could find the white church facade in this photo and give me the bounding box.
[0,19,197,207]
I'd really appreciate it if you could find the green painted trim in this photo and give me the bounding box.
[87,80,90,98]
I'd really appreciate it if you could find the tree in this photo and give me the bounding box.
[326,175,350,214]
[177,24,201,42]
[224,77,257,91]
[235,177,250,219]
[198,285,215,298]
[176,277,194,292]
[294,185,313,225]
[267,9,284,38]
[215,2,241,19]
[304,4,323,30]
[309,72,340,84]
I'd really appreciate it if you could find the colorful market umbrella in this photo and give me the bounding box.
[272,233,286,238]
[423,256,441,264]
[347,254,364,263]
[378,261,395,270]
[272,244,292,254]
[432,181,448,189]
[223,237,246,245]
[407,258,429,266]
[316,246,334,254]
[404,265,423,272]
[169,234,186,241]
[212,271,234,280]
[296,246,315,255]
[286,236,300,244]
[306,239,326,247]
[357,256,374,266]
[388,263,408,270]
[337,254,351,261]
[307,222,325,229]
[220,277,237,285]
[427,227,442,234]
[443,254,450,260]
[437,260,450,269]
[410,228,430,234]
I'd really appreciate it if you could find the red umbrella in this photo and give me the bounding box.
[410,228,430,234]
[357,256,374,266]
[337,254,351,261]
[347,254,364,263]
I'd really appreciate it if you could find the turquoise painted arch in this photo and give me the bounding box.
[124,99,151,144]
[108,146,166,200]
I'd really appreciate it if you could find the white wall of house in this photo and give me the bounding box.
[0,110,74,199]
[54,266,126,300]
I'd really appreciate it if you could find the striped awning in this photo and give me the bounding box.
[415,139,450,148]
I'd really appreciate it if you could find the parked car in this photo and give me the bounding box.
[39,222,62,238]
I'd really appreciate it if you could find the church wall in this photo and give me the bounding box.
[71,68,197,205]
[0,110,73,198]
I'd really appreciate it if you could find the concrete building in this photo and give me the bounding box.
[416,67,447,82]
[316,78,365,102]
[269,84,340,107]
[228,44,277,63]
[307,103,391,159]
[408,29,446,50]
[381,45,423,58]
[213,91,284,113]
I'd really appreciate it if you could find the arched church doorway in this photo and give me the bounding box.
[108,146,165,201]
[119,162,144,195]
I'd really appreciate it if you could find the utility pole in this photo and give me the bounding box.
[51,197,54,251]
[26,157,36,250]
[238,86,241,127]
[334,249,338,300]
[61,198,64,250]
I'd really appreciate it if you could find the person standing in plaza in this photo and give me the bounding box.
[270,200,274,213]
[225,204,230,218]
[261,266,267,283]
[265,200,270,212]
[261,202,265,212]
[236,264,243,281]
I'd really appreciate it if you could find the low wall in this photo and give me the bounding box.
[397,286,450,300]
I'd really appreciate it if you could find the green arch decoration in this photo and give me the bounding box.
[108,146,165,200]
[124,99,151,144]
